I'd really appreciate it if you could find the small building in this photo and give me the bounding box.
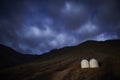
[81,59,89,68]
[89,58,99,68]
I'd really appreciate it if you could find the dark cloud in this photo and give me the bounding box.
[0,0,120,54]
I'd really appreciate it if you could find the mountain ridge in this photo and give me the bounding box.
[0,39,120,80]
[0,44,40,69]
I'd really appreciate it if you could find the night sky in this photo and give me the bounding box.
[0,0,120,55]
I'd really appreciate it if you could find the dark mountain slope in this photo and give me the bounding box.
[0,44,40,69]
[0,39,120,80]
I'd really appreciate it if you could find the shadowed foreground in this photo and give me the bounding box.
[0,40,120,80]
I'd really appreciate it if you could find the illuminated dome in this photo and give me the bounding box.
[81,59,89,68]
[89,58,99,68]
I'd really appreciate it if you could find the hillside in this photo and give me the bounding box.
[0,44,40,69]
[0,39,120,80]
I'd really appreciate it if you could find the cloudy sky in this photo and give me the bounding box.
[0,0,120,55]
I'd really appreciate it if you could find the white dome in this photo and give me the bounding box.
[89,58,99,68]
[81,59,89,68]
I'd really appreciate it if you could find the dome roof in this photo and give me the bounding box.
[89,58,99,68]
[81,59,89,68]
